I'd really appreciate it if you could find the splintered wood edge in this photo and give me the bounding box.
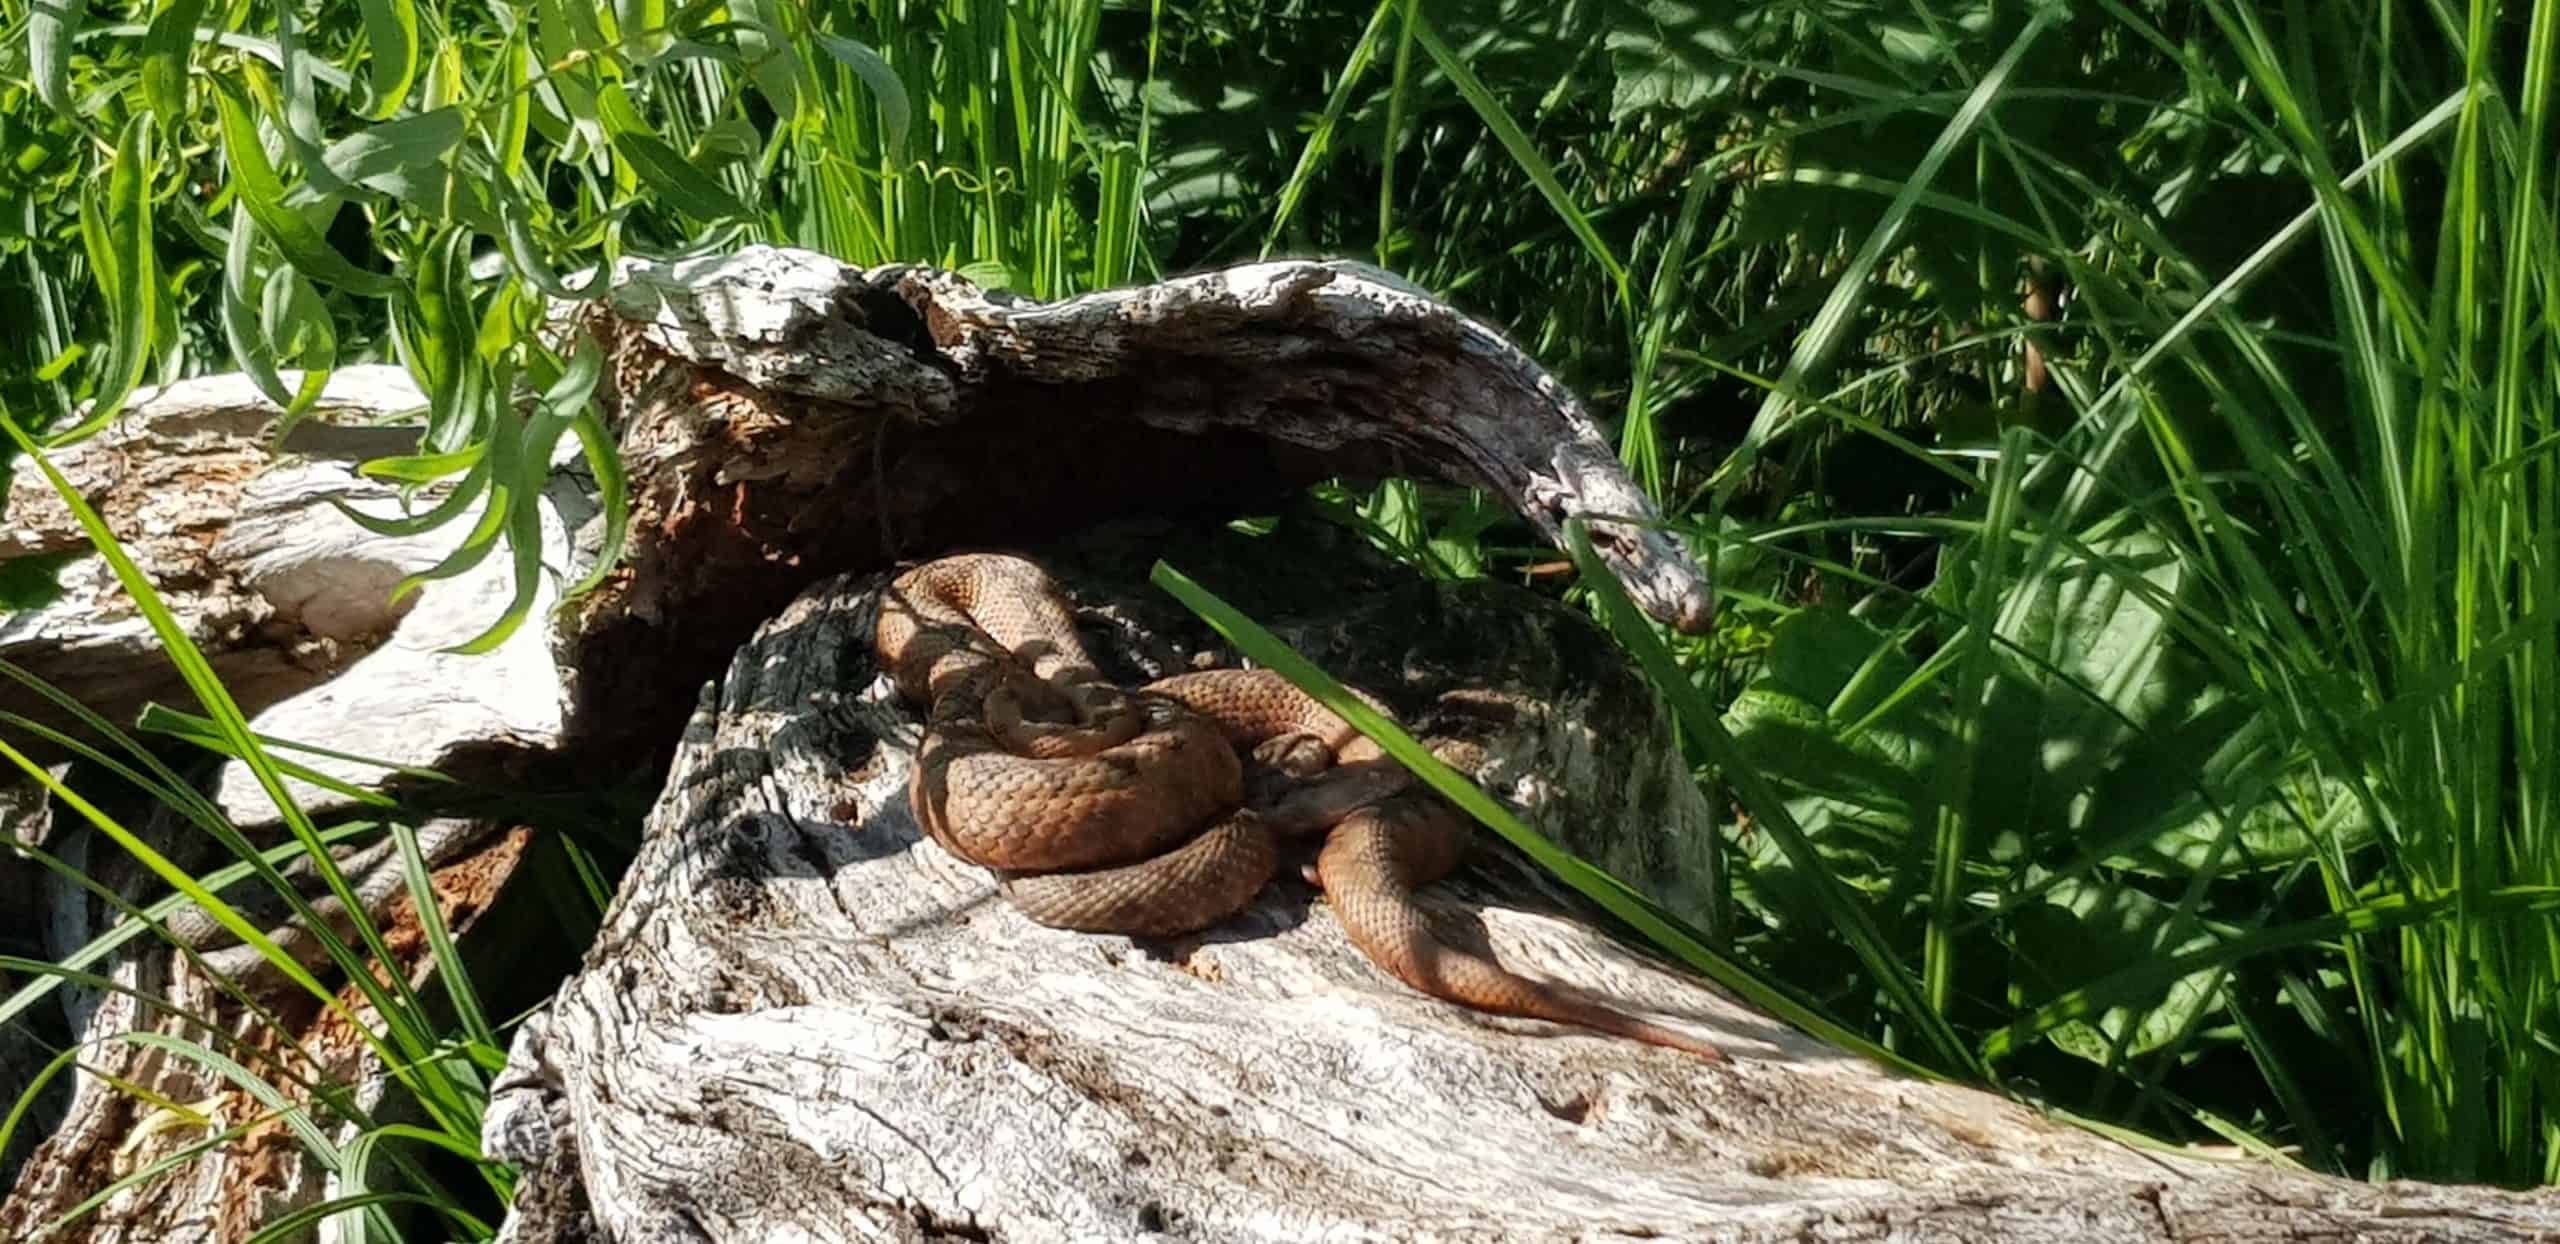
[581,246,1712,635]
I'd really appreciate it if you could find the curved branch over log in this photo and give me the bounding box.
[558,248,1711,760]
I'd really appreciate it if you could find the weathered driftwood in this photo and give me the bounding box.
[0,365,576,810]
[8,248,2560,1241]
[0,369,566,1241]
[0,371,395,715]
[486,529,2560,1243]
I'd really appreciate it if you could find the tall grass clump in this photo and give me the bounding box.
[1961,0,2560,1184]
[1200,0,2559,1185]
[1466,0,2556,1184]
[2086,0,2560,1183]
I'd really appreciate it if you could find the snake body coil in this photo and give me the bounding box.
[877,553,1723,1062]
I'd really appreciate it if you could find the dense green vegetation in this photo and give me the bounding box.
[3,0,2556,1233]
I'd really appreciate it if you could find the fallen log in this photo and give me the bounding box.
[4,248,2555,1242]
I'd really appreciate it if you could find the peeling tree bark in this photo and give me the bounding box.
[0,367,567,1243]
[0,369,446,763]
[6,248,2559,1242]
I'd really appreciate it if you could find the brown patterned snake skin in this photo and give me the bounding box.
[877,553,1725,1062]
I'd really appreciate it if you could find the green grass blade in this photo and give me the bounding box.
[1149,560,1924,1075]
[1984,887,2560,1064]
[1718,11,2053,498]
[1261,0,1401,257]
[1559,518,1979,1075]
[0,408,421,1049]
[1410,14,1627,299]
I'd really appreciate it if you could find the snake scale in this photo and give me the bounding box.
[877,553,1725,1062]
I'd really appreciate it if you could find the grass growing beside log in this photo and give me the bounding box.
[1,0,2554,1228]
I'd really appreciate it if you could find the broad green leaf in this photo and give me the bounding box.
[614,0,668,60]
[1604,0,1745,122]
[595,87,749,222]
[444,346,592,654]
[729,0,800,124]
[1722,608,1940,845]
[419,29,467,112]
[269,0,350,200]
[28,0,78,114]
[141,0,214,120]
[494,33,533,174]
[812,34,909,164]
[389,454,512,602]
[218,204,298,408]
[530,0,606,141]
[209,78,401,297]
[313,108,466,194]
[261,269,339,433]
[2015,877,2230,1061]
[392,227,474,437]
[544,0,612,60]
[2125,773,2375,875]
[954,260,1012,290]
[357,0,421,120]
[0,551,79,611]
[358,443,484,484]
[55,118,160,444]
[495,183,615,301]
[561,408,628,598]
[329,457,491,539]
